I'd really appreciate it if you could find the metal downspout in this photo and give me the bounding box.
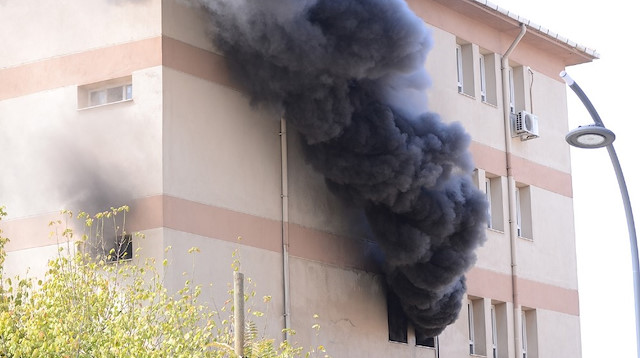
[501,23,527,358]
[280,118,292,341]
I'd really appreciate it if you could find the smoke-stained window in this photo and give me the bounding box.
[387,291,408,343]
[415,330,437,348]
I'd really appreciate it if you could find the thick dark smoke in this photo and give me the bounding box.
[195,0,487,336]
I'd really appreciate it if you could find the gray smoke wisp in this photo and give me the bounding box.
[196,0,488,336]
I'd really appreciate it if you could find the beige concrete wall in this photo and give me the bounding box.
[162,0,216,53]
[518,188,578,289]
[0,0,162,68]
[289,258,438,358]
[161,228,286,346]
[162,67,282,221]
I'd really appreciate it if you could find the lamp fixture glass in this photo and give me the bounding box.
[565,124,616,149]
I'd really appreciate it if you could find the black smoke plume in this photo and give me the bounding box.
[195,0,488,336]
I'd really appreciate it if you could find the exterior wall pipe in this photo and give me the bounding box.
[280,118,292,342]
[501,23,527,358]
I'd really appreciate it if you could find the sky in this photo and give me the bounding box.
[494,0,640,357]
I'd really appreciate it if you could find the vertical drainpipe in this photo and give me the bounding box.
[501,23,526,358]
[280,118,292,341]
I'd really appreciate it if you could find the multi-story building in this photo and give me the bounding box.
[0,0,597,357]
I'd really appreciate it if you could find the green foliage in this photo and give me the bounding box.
[0,207,328,358]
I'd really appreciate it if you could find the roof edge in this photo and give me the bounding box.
[473,0,600,59]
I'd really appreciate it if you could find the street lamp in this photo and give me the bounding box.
[561,70,640,358]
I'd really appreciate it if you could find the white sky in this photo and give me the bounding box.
[494,0,639,357]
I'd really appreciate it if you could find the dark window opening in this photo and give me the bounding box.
[415,330,436,348]
[387,290,408,343]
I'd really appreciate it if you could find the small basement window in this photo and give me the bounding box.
[78,76,133,109]
[106,234,133,262]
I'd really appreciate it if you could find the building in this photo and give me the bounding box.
[0,0,597,357]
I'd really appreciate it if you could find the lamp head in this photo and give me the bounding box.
[566,124,615,149]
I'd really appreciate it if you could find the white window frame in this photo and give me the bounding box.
[508,66,516,114]
[456,44,464,94]
[521,311,528,358]
[515,187,522,237]
[485,177,492,229]
[491,305,498,358]
[479,55,487,102]
[88,83,132,108]
[468,301,475,354]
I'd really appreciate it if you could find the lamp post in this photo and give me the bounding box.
[561,71,640,358]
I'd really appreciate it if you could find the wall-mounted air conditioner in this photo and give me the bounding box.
[511,111,539,141]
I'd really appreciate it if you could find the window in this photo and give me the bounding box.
[508,66,516,114]
[485,178,492,228]
[507,65,531,114]
[490,302,508,358]
[491,305,498,358]
[415,333,437,348]
[521,309,538,358]
[107,234,133,262]
[521,311,527,358]
[468,298,486,355]
[479,52,498,105]
[515,187,522,237]
[479,55,487,102]
[388,291,440,348]
[455,41,475,96]
[484,174,504,231]
[88,84,132,107]
[456,44,464,94]
[468,301,475,354]
[515,185,533,239]
[78,76,133,109]
[387,291,408,343]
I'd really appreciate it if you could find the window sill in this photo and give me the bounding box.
[457,91,476,100]
[518,235,534,242]
[481,100,498,108]
[78,98,133,111]
[487,227,505,234]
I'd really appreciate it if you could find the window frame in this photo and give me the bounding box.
[515,187,523,237]
[491,305,498,358]
[88,84,132,108]
[468,301,475,354]
[522,311,528,358]
[485,177,493,229]
[508,66,516,114]
[78,76,133,110]
[479,54,487,103]
[456,44,464,94]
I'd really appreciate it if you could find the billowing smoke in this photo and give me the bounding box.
[195,0,488,336]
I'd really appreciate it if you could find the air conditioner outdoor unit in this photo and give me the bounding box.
[511,111,539,141]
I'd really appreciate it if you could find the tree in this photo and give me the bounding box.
[0,206,327,358]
